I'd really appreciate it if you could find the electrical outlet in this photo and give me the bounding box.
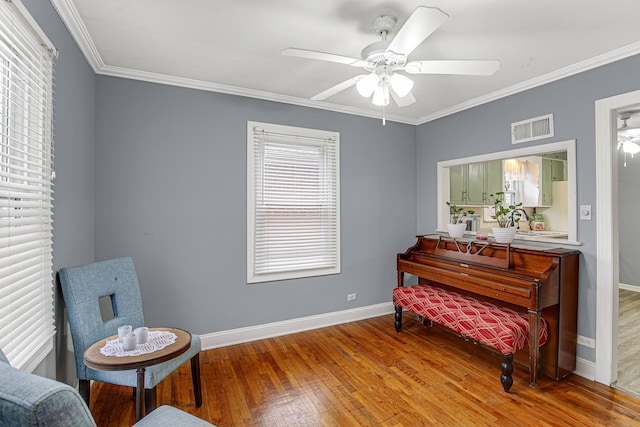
[347,293,357,302]
[577,335,595,348]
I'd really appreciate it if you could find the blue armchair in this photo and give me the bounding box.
[58,257,202,416]
[0,348,213,426]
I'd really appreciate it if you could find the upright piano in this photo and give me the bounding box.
[396,235,580,382]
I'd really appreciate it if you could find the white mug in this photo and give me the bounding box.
[134,327,148,345]
[122,332,137,351]
[118,325,132,343]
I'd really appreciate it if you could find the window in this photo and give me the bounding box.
[436,140,578,244]
[0,0,56,371]
[247,121,340,283]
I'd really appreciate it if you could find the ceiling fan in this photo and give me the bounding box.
[282,6,500,109]
[618,111,640,167]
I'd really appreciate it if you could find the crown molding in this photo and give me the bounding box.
[99,65,417,125]
[51,0,640,127]
[50,0,103,72]
[416,41,640,125]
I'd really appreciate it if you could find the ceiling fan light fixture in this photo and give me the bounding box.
[617,113,640,167]
[621,140,640,155]
[372,83,389,106]
[356,73,380,97]
[389,73,413,98]
[284,6,499,115]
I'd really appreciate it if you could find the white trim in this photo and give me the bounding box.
[437,140,574,167]
[594,89,640,385]
[574,356,596,381]
[619,283,640,292]
[199,302,394,350]
[102,65,416,125]
[198,302,596,385]
[416,42,640,124]
[50,0,100,68]
[49,0,640,126]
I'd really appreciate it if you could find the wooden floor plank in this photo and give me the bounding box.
[89,314,640,426]
[617,289,640,394]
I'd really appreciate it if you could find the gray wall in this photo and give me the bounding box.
[20,0,640,379]
[619,157,640,286]
[417,53,640,361]
[94,76,417,334]
[21,0,96,382]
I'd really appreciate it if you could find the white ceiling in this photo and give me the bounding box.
[51,0,640,125]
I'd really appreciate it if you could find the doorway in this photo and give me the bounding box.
[594,89,640,386]
[614,106,640,394]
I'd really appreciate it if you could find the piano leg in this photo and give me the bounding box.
[394,306,403,332]
[528,309,541,388]
[500,354,514,393]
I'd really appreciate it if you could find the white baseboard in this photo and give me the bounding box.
[200,302,395,350]
[574,356,596,381]
[200,303,599,385]
[619,282,640,292]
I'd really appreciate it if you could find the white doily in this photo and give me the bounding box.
[100,330,178,357]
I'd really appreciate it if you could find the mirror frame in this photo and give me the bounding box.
[436,139,579,245]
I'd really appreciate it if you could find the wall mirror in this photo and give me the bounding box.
[436,139,578,245]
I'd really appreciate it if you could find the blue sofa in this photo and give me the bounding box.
[0,349,213,426]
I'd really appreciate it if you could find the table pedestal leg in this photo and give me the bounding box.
[136,367,145,421]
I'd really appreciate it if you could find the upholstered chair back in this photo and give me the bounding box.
[58,257,145,380]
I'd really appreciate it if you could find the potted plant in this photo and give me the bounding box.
[446,202,474,238]
[489,192,523,243]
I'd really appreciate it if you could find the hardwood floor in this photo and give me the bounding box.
[90,314,640,426]
[617,289,640,395]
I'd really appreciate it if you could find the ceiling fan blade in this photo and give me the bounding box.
[281,48,367,67]
[390,88,416,107]
[386,6,448,56]
[311,75,366,101]
[404,60,500,76]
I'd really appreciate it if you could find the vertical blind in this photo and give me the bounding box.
[0,0,56,371]
[247,122,340,283]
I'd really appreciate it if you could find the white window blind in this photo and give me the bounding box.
[0,0,56,371]
[247,122,340,283]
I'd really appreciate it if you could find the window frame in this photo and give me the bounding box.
[247,121,340,283]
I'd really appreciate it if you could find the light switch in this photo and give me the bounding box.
[580,205,591,220]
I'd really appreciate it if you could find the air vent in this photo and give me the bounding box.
[511,114,554,144]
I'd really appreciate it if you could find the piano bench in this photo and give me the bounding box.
[392,284,548,392]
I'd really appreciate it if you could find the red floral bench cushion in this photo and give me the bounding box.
[393,284,548,355]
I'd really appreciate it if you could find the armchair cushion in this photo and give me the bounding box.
[0,351,96,427]
[0,349,214,426]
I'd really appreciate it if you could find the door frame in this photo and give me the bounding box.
[594,89,640,384]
